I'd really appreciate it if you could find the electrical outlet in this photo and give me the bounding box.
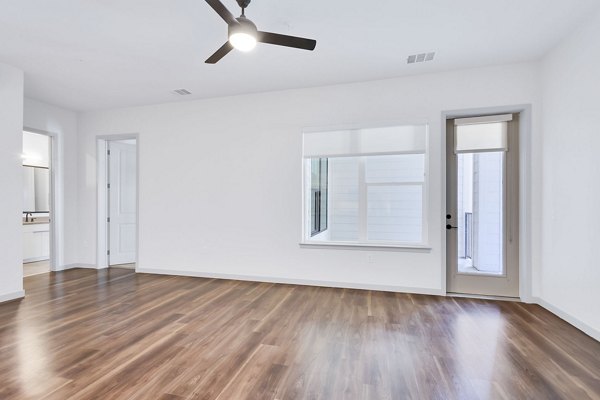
[367,255,375,264]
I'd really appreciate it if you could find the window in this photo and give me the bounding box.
[310,158,328,236]
[303,124,428,247]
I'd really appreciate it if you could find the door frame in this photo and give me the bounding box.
[446,115,519,297]
[22,127,59,273]
[441,105,534,302]
[96,134,139,269]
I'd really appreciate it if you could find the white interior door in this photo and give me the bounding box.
[108,141,137,265]
[446,115,519,297]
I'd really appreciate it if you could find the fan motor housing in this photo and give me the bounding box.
[229,16,258,37]
[236,0,251,9]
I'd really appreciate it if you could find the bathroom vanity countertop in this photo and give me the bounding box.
[23,219,50,226]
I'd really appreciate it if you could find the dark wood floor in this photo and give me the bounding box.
[1,269,599,399]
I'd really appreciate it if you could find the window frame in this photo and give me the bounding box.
[301,123,430,249]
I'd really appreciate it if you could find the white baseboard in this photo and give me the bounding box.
[136,267,445,296]
[53,264,74,271]
[30,264,599,342]
[532,297,600,342]
[17,260,600,344]
[56,263,105,271]
[0,290,25,303]
[24,256,50,263]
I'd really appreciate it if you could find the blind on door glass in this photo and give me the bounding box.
[454,114,512,153]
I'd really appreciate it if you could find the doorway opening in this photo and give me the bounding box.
[446,114,520,298]
[22,130,53,277]
[97,137,138,270]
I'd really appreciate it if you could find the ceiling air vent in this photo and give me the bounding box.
[173,89,192,95]
[407,52,435,64]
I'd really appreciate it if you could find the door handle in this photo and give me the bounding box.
[446,224,458,230]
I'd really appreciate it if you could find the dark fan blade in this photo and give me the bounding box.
[257,31,316,51]
[205,0,238,25]
[205,42,234,64]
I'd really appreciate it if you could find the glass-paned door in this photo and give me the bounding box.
[446,114,519,297]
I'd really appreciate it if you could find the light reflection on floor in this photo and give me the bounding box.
[451,303,504,398]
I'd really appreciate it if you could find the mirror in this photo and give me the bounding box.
[23,166,50,213]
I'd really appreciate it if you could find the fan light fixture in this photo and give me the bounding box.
[204,0,316,64]
[229,33,256,51]
[228,17,257,52]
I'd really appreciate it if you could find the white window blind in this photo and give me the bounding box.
[454,114,512,153]
[303,125,427,158]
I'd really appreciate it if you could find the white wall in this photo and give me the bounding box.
[23,98,79,268]
[0,62,24,302]
[540,9,600,339]
[78,62,540,294]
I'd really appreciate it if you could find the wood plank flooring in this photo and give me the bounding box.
[1,268,599,399]
[23,260,50,277]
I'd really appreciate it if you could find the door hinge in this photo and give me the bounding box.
[107,149,111,156]
[107,183,111,189]
[107,217,110,223]
[107,250,110,256]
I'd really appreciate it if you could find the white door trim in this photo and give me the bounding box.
[441,105,533,303]
[96,134,139,269]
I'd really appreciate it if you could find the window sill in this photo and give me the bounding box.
[299,241,432,252]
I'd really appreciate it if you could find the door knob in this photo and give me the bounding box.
[446,224,458,230]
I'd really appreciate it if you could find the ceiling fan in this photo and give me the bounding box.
[204,0,317,64]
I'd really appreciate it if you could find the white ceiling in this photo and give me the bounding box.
[0,0,597,111]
